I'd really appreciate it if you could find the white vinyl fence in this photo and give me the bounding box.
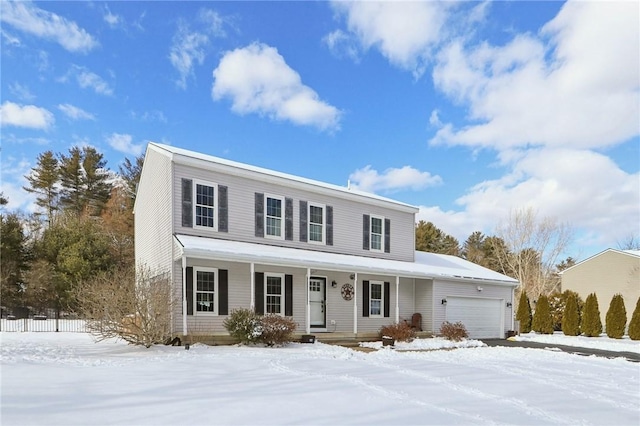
[0,318,88,333]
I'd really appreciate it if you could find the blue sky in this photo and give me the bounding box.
[1,0,638,261]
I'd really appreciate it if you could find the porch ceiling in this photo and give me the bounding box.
[174,234,518,286]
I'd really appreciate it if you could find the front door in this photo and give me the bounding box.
[309,277,326,328]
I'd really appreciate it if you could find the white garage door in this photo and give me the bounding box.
[446,297,503,339]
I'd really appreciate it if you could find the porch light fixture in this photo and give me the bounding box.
[441,298,447,305]
[477,286,483,292]
[349,274,355,280]
[506,302,512,308]
[331,280,337,288]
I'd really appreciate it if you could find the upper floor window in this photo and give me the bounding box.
[308,203,325,244]
[195,181,217,229]
[370,215,384,251]
[265,195,284,239]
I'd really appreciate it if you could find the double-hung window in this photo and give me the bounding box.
[369,281,383,317]
[265,273,284,315]
[370,215,384,251]
[195,267,217,315]
[265,195,284,239]
[195,181,217,229]
[308,203,325,244]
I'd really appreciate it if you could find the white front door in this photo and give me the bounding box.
[309,277,326,328]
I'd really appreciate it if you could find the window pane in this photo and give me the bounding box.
[266,217,282,236]
[371,234,382,250]
[266,276,281,295]
[309,223,322,242]
[309,206,323,224]
[266,198,281,218]
[370,300,381,316]
[266,295,281,314]
[196,292,215,312]
[371,283,382,299]
[197,271,215,291]
[371,217,382,234]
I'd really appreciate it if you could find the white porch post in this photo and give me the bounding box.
[353,272,358,334]
[395,275,400,323]
[250,263,255,310]
[306,268,311,334]
[182,256,188,336]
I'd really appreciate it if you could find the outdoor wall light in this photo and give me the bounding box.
[477,286,483,292]
[349,274,355,280]
[506,302,512,308]
[441,299,447,305]
[331,280,337,288]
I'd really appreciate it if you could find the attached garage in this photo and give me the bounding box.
[446,297,504,339]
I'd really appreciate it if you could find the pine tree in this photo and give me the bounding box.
[628,297,640,341]
[605,294,627,339]
[562,292,580,336]
[516,291,532,333]
[581,293,603,337]
[532,294,554,334]
[82,146,111,216]
[118,154,144,203]
[59,147,85,216]
[23,151,59,225]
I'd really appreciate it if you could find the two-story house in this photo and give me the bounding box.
[134,143,518,340]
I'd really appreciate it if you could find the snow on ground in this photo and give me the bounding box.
[1,332,639,426]
[514,332,640,353]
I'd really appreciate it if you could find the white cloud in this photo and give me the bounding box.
[349,165,442,194]
[0,156,36,213]
[0,101,54,129]
[60,65,114,96]
[0,0,97,53]
[129,110,167,123]
[169,20,209,89]
[430,1,639,151]
[1,28,21,46]
[322,29,360,61]
[103,5,121,28]
[416,148,639,254]
[58,103,95,120]
[212,42,341,131]
[328,1,452,77]
[8,82,35,102]
[106,133,144,156]
[198,8,227,37]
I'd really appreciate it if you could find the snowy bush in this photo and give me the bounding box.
[259,314,297,346]
[439,321,468,341]
[223,308,262,345]
[379,322,416,342]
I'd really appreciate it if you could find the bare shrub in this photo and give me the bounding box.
[259,314,297,346]
[440,321,469,341]
[379,322,416,342]
[74,266,172,348]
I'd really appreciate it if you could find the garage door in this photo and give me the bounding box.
[446,297,503,339]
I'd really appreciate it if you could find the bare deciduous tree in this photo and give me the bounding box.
[75,266,173,347]
[495,207,573,301]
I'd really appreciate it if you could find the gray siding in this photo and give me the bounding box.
[414,279,434,332]
[134,148,173,275]
[173,163,415,262]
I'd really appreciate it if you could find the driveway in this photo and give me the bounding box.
[481,339,640,363]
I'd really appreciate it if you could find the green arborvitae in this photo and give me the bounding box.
[532,294,554,334]
[581,293,603,337]
[516,291,532,333]
[605,294,627,339]
[562,292,580,336]
[628,297,640,340]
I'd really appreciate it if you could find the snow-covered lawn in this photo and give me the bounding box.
[1,332,638,425]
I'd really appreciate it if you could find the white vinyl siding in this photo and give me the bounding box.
[308,202,325,244]
[194,181,217,230]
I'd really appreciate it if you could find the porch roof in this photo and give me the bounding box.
[174,234,519,287]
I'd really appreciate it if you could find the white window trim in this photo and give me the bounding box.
[369,215,385,252]
[307,202,326,245]
[194,266,218,316]
[193,180,218,231]
[264,272,285,316]
[264,194,285,240]
[369,280,384,318]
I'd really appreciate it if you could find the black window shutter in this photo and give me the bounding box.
[285,197,293,241]
[384,218,391,253]
[326,206,333,246]
[218,186,228,233]
[362,214,370,250]
[182,179,193,228]
[362,280,370,317]
[186,267,193,315]
[254,272,264,315]
[384,282,390,318]
[255,193,264,238]
[285,274,293,317]
[299,200,308,242]
[219,269,228,315]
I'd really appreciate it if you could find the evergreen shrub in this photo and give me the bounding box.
[439,321,468,341]
[628,297,640,341]
[223,308,261,345]
[562,292,580,336]
[605,294,627,339]
[532,295,554,334]
[581,293,603,337]
[379,322,416,342]
[516,291,532,333]
[549,290,583,331]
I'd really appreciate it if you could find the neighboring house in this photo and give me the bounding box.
[134,143,518,340]
[561,249,640,327]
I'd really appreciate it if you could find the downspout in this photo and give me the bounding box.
[182,256,187,336]
[306,268,311,334]
[353,272,358,335]
[395,275,400,323]
[511,286,515,331]
[250,263,255,310]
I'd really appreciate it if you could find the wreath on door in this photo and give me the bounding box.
[341,283,354,301]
